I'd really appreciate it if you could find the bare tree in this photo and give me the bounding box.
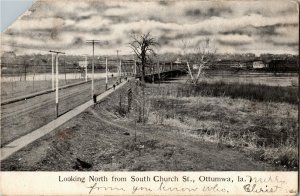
[181,38,216,85]
[129,32,158,83]
[129,32,158,124]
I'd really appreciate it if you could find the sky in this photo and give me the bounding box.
[0,0,33,31]
[1,0,299,56]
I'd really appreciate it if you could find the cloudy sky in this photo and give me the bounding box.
[1,0,299,56]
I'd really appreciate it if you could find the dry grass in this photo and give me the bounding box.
[199,75,298,87]
[146,84,298,170]
[262,146,298,168]
[176,81,298,104]
[104,81,298,169]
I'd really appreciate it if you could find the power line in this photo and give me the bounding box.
[116,50,121,59]
[86,40,102,99]
[49,50,65,117]
[116,50,122,83]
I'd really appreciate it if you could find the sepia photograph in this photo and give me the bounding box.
[0,0,298,178]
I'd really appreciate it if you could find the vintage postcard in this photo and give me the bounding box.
[0,0,298,195]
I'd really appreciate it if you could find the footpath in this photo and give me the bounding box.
[0,80,128,161]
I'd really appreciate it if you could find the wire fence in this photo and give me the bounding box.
[1,55,136,100]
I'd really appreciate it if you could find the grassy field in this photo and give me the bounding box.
[169,74,298,87]
[1,79,297,171]
[117,79,298,170]
[201,74,298,87]
[146,82,298,170]
[176,81,298,104]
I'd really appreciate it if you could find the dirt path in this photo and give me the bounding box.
[1,105,277,171]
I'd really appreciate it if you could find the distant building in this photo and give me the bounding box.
[253,61,267,69]
[78,61,88,68]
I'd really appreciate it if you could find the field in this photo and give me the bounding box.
[148,85,298,169]
[1,75,297,171]
[199,74,298,87]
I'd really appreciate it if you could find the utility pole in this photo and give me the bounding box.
[105,57,108,90]
[24,62,27,81]
[119,60,122,83]
[63,58,67,84]
[21,60,25,81]
[116,50,121,83]
[51,53,54,90]
[84,55,88,82]
[86,40,101,98]
[49,50,65,118]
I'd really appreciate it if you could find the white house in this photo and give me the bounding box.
[78,61,88,68]
[253,61,267,69]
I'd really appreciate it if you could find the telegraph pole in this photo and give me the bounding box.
[24,62,27,81]
[119,60,122,83]
[49,50,65,118]
[51,53,54,90]
[84,55,88,82]
[116,50,121,83]
[105,57,108,90]
[86,40,101,98]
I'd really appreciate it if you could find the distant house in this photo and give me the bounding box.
[78,61,88,68]
[253,61,267,69]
